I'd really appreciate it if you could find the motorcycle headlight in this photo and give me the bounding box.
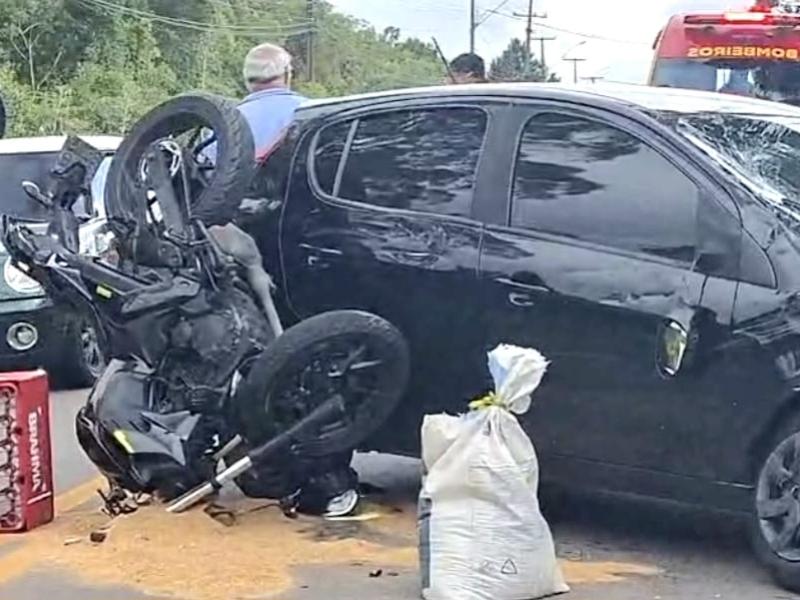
[3,258,42,295]
[79,221,118,265]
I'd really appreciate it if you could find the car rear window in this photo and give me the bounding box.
[0,151,113,221]
[0,152,58,220]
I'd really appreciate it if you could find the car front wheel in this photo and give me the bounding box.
[751,428,800,592]
[56,315,107,389]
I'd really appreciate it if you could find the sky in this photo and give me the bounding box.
[328,0,752,83]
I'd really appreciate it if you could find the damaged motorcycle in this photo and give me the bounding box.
[2,93,410,516]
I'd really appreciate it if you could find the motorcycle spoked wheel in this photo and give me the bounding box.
[228,310,409,498]
[104,93,255,234]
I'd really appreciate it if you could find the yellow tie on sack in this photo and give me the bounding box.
[469,392,503,411]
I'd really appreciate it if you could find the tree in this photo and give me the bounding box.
[68,16,178,134]
[0,0,449,136]
[0,0,113,90]
[489,38,559,83]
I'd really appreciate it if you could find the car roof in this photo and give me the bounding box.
[299,82,800,118]
[0,135,122,155]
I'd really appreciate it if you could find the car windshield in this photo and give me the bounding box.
[0,151,112,221]
[657,109,800,216]
[652,59,800,106]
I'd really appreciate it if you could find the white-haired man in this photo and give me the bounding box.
[239,42,307,162]
[234,44,360,518]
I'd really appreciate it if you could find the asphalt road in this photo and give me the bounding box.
[0,389,798,600]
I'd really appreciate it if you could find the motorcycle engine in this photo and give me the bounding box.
[156,285,273,414]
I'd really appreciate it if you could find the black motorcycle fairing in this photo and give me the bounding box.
[76,359,209,496]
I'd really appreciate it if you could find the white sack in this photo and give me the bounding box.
[419,344,569,600]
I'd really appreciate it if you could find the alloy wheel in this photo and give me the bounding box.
[266,336,387,455]
[757,431,800,561]
[80,321,106,380]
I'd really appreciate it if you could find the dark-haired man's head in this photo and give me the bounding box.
[448,53,487,84]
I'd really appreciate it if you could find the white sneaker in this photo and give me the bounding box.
[323,489,360,518]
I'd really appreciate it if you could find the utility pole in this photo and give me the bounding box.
[531,34,557,70]
[525,0,534,56]
[563,57,587,83]
[306,0,315,82]
[470,0,476,53]
[513,3,550,68]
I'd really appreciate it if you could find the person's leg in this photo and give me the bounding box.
[294,450,359,516]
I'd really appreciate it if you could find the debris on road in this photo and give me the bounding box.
[18,496,417,600]
[0,478,663,600]
[88,529,107,544]
[203,503,237,527]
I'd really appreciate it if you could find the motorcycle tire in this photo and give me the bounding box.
[237,310,410,457]
[104,93,255,229]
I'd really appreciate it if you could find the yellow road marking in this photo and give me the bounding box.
[55,476,105,515]
[0,476,104,583]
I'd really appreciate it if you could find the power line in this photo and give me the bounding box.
[493,10,649,46]
[531,20,649,46]
[77,0,316,36]
[476,0,517,26]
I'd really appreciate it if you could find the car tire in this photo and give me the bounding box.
[236,310,410,457]
[104,92,255,229]
[56,314,107,389]
[750,418,800,593]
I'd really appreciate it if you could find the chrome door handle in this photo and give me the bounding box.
[509,292,536,308]
[299,243,343,257]
[494,276,550,294]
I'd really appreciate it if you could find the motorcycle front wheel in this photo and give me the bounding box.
[235,310,410,458]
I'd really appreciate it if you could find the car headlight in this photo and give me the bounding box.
[3,258,42,295]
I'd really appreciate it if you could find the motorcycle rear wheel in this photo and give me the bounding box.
[104,93,255,232]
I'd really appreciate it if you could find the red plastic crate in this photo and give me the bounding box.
[0,370,53,532]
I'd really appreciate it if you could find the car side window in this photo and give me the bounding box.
[314,107,487,218]
[511,112,699,263]
[314,121,351,195]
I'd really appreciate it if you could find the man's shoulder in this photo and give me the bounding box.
[242,88,306,104]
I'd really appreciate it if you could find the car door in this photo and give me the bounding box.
[478,106,743,491]
[280,100,498,453]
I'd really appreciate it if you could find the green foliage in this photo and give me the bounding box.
[490,38,559,83]
[0,0,452,136]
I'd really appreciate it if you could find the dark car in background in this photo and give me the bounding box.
[0,135,120,387]
[240,82,800,590]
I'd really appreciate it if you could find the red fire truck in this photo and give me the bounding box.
[649,0,800,104]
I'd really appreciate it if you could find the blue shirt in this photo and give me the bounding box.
[237,88,307,159]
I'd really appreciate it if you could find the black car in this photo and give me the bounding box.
[238,82,800,589]
[0,135,119,387]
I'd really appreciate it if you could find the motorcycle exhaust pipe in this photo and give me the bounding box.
[167,396,346,514]
[166,455,253,514]
[212,434,242,462]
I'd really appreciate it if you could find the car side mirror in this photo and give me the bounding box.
[656,321,690,377]
[656,308,702,378]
